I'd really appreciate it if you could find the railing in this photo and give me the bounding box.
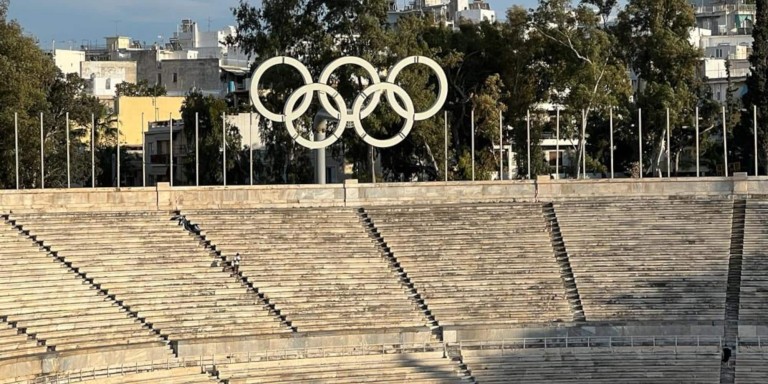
[737,336,768,353]
[694,3,755,14]
[459,335,723,352]
[26,342,445,384]
[149,154,170,165]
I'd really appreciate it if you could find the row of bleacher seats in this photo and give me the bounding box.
[9,212,289,342]
[740,200,768,323]
[215,351,463,383]
[553,199,732,321]
[463,346,721,383]
[0,321,45,363]
[4,198,768,382]
[0,222,166,358]
[5,348,462,383]
[735,352,768,384]
[185,208,426,333]
[67,367,215,384]
[364,204,572,326]
[0,366,219,384]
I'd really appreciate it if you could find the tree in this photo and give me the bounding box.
[744,0,768,174]
[230,1,453,182]
[44,72,115,187]
[466,75,507,179]
[617,0,703,176]
[532,0,631,177]
[422,8,543,179]
[116,80,167,97]
[180,91,243,185]
[0,4,57,188]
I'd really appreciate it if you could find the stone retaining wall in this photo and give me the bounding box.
[1,174,766,213]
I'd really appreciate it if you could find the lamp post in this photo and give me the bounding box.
[638,108,643,179]
[556,108,560,180]
[610,107,614,179]
[471,108,475,181]
[527,109,531,179]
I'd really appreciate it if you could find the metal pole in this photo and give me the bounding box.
[723,106,728,177]
[117,112,120,188]
[222,113,227,186]
[755,105,759,176]
[471,108,475,181]
[14,113,19,190]
[66,112,70,188]
[499,111,503,180]
[610,107,614,179]
[582,109,586,179]
[40,112,44,189]
[444,111,448,182]
[639,108,643,179]
[92,113,95,188]
[527,109,531,179]
[370,147,375,183]
[249,113,253,186]
[169,114,173,187]
[666,108,671,177]
[141,113,145,187]
[696,107,700,177]
[556,108,560,179]
[195,112,199,186]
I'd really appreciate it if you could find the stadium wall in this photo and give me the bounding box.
[1,174,767,213]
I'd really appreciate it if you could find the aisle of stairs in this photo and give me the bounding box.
[4,214,173,356]
[720,199,746,384]
[542,203,586,322]
[357,207,476,383]
[173,212,296,332]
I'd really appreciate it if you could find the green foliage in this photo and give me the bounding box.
[180,91,243,185]
[616,0,703,176]
[744,0,768,174]
[115,80,167,97]
[227,0,712,181]
[0,7,114,188]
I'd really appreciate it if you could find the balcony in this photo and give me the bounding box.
[695,3,755,15]
[150,154,170,165]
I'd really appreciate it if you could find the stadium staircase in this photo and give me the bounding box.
[721,199,746,384]
[542,203,586,322]
[2,215,173,357]
[172,212,296,332]
[356,207,477,383]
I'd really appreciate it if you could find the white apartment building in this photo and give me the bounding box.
[388,0,496,28]
[691,0,754,102]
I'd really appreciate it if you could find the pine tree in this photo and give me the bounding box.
[745,0,768,173]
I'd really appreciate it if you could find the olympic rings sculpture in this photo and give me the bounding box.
[250,56,448,149]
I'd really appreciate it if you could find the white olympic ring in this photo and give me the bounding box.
[250,55,448,149]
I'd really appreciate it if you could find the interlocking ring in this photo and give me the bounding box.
[250,55,448,149]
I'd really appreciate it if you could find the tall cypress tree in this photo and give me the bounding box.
[745,0,768,173]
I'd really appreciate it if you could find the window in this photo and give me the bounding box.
[105,78,111,90]
[715,48,723,58]
[157,73,162,85]
[173,73,178,83]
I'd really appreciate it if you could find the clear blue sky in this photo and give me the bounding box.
[7,0,530,49]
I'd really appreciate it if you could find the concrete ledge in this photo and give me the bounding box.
[175,328,433,357]
[1,176,768,213]
[0,343,169,379]
[443,321,725,343]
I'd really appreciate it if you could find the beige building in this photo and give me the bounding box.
[52,49,85,75]
[115,96,185,147]
[81,61,137,100]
